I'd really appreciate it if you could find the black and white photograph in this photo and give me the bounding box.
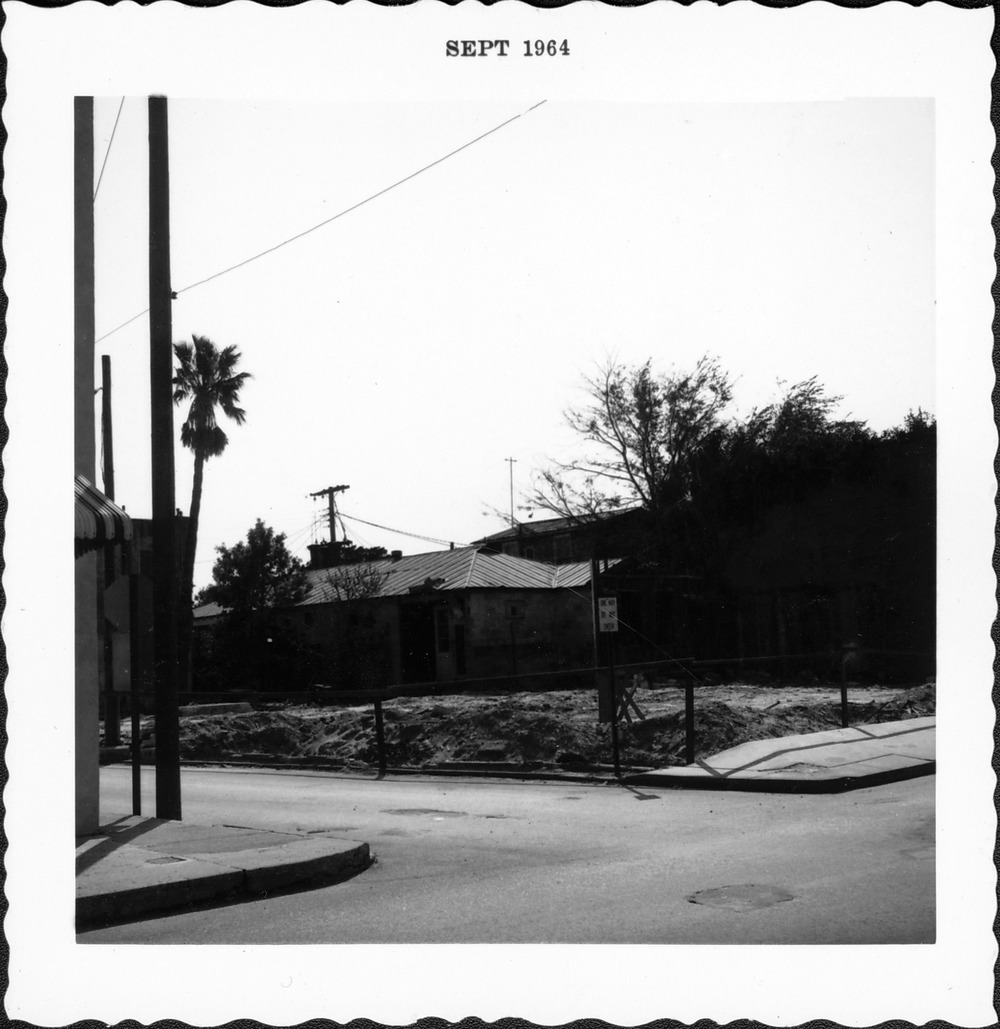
[2,2,995,1026]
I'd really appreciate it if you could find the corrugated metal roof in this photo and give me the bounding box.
[75,475,132,556]
[300,547,599,605]
[553,561,605,588]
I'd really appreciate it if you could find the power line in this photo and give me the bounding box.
[175,99,547,297]
[285,519,320,549]
[95,99,548,345]
[338,511,466,550]
[93,97,125,202]
[97,307,149,344]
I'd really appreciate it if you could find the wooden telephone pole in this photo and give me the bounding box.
[148,94,181,820]
[310,484,350,543]
[101,356,120,747]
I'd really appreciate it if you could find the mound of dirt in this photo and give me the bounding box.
[119,681,935,771]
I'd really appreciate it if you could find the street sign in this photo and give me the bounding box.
[598,596,618,632]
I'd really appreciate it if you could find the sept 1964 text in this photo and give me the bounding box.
[446,40,570,57]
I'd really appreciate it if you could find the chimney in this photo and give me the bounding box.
[391,550,403,562]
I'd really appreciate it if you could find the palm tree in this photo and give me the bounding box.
[173,335,251,686]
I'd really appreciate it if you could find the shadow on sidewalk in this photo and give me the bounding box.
[75,816,169,875]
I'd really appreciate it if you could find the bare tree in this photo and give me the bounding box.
[530,355,734,522]
[322,562,389,602]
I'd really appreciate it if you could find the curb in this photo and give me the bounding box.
[77,838,371,927]
[100,755,935,792]
[181,758,627,785]
[623,759,936,793]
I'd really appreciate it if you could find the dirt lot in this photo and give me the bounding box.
[119,680,935,771]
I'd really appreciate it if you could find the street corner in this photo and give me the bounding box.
[76,818,373,928]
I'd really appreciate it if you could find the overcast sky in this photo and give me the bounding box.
[91,96,934,589]
[4,4,994,1024]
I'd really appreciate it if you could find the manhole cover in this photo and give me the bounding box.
[687,884,795,912]
[381,808,467,818]
[146,855,185,865]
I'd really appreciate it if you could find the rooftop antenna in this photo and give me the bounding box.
[505,457,517,528]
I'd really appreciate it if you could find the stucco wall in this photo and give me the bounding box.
[282,587,594,689]
[464,589,593,680]
[75,550,100,835]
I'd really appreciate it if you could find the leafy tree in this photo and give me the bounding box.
[677,390,935,671]
[200,520,308,613]
[531,357,935,673]
[196,521,310,691]
[685,376,869,547]
[173,335,252,684]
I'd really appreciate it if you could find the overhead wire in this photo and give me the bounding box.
[94,98,549,345]
[338,511,467,550]
[558,577,703,683]
[93,97,125,202]
[285,519,321,552]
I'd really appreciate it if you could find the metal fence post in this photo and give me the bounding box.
[840,652,849,728]
[685,683,695,765]
[609,643,620,778]
[374,699,387,774]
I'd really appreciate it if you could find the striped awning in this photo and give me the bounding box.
[75,475,132,557]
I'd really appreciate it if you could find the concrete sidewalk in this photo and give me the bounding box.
[624,716,935,792]
[76,815,371,928]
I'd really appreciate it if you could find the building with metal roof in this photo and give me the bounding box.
[301,545,595,603]
[211,545,606,691]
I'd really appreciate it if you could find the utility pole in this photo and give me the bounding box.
[101,355,120,746]
[101,355,115,500]
[505,457,517,527]
[74,95,100,835]
[148,94,181,820]
[310,484,350,542]
[74,97,96,480]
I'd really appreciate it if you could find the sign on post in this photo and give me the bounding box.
[598,596,619,632]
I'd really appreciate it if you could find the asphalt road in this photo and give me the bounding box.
[83,764,935,944]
